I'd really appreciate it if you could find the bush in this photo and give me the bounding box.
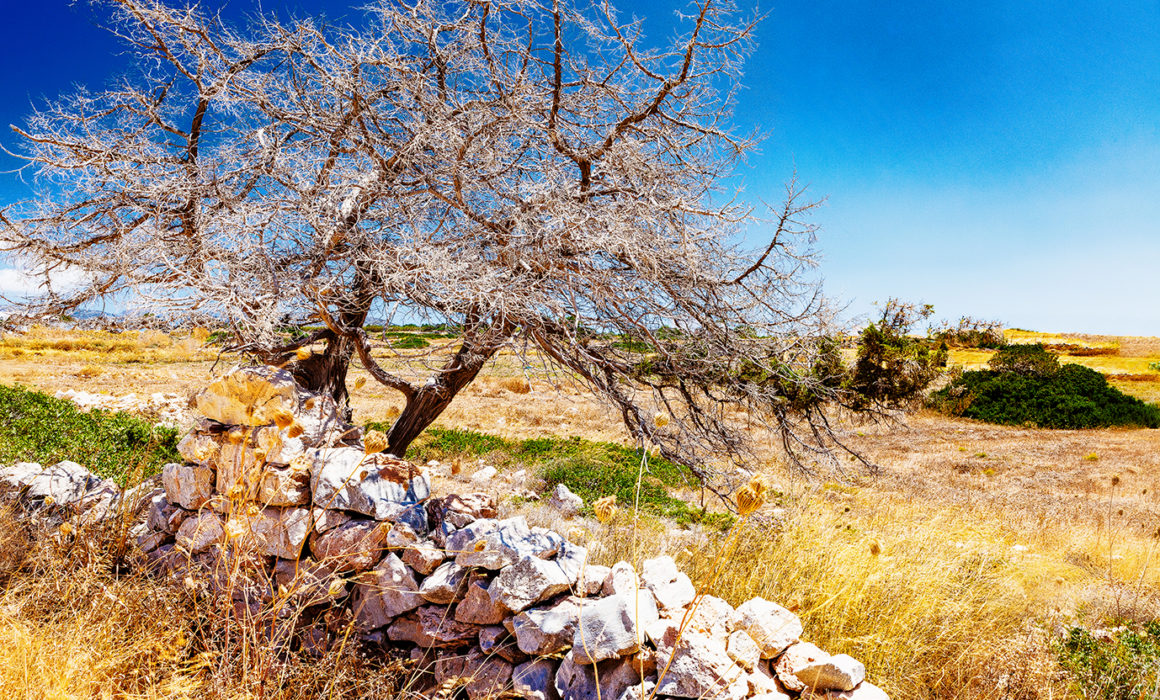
[931,364,1160,429]
[390,335,430,350]
[850,300,946,407]
[0,383,179,484]
[987,344,1060,375]
[930,316,1006,349]
[1054,622,1160,700]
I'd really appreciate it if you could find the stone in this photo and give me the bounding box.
[175,510,224,554]
[733,597,803,659]
[616,679,657,700]
[291,391,345,447]
[727,630,762,672]
[455,579,507,625]
[16,461,108,508]
[430,492,499,529]
[253,425,306,465]
[509,596,580,655]
[163,459,215,509]
[549,484,584,516]
[802,682,891,700]
[602,562,639,597]
[673,595,733,639]
[489,555,573,613]
[242,506,311,559]
[773,642,829,692]
[196,366,298,426]
[309,518,387,572]
[554,540,588,586]
[783,649,865,693]
[403,541,446,575]
[513,659,561,700]
[420,561,472,604]
[653,629,749,699]
[177,431,221,465]
[471,466,498,483]
[133,524,168,553]
[387,605,480,648]
[273,558,345,606]
[573,591,659,664]
[311,507,351,533]
[639,556,696,611]
[215,434,265,500]
[577,565,610,597]
[147,493,192,534]
[462,647,514,700]
[308,448,430,521]
[352,553,424,629]
[481,625,526,664]
[445,518,499,553]
[748,662,792,698]
[257,464,311,506]
[193,544,273,604]
[455,516,564,570]
[554,652,644,700]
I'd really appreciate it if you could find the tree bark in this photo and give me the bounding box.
[290,333,356,419]
[385,338,499,457]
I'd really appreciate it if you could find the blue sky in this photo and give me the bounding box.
[1,1,1157,334]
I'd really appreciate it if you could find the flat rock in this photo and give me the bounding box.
[509,596,580,655]
[554,651,643,700]
[420,561,472,604]
[308,517,387,572]
[481,625,526,664]
[639,556,696,611]
[163,462,215,510]
[727,630,762,672]
[243,506,311,559]
[429,493,499,530]
[490,555,574,613]
[455,579,508,625]
[177,432,220,465]
[733,597,803,659]
[549,484,584,516]
[455,516,564,570]
[653,629,750,699]
[402,541,446,575]
[577,565,610,597]
[309,448,430,521]
[257,464,311,506]
[387,605,480,648]
[573,591,658,665]
[196,365,298,426]
[773,642,829,692]
[352,553,424,629]
[602,561,639,597]
[777,645,865,693]
[175,510,225,554]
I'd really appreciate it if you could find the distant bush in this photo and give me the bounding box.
[987,343,1060,375]
[0,384,179,484]
[1054,622,1160,700]
[931,356,1160,429]
[930,316,1006,349]
[390,335,430,350]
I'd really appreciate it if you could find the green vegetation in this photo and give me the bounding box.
[850,299,947,407]
[388,335,431,350]
[1054,622,1160,700]
[369,424,733,529]
[0,383,179,484]
[932,345,1160,429]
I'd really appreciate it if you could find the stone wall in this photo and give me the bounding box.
[5,365,889,700]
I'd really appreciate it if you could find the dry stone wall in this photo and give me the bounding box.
[3,365,889,700]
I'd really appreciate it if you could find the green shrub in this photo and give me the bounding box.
[0,383,179,484]
[1054,622,1160,700]
[931,364,1160,429]
[850,299,947,407]
[988,343,1060,375]
[390,335,430,350]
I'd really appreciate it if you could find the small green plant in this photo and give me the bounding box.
[390,335,430,350]
[849,299,947,407]
[0,383,179,484]
[1053,622,1160,700]
[1084,453,1100,461]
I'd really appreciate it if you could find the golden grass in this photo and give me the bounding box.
[0,326,215,364]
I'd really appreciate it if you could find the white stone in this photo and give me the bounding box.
[773,642,829,692]
[352,553,424,629]
[420,561,472,604]
[163,462,215,509]
[572,591,659,665]
[791,653,866,693]
[602,561,639,597]
[639,555,696,611]
[471,466,498,483]
[509,596,580,655]
[727,630,762,672]
[196,365,298,426]
[257,464,310,506]
[549,484,584,516]
[175,510,224,554]
[308,448,430,520]
[732,597,803,658]
[489,555,573,613]
[455,517,564,570]
[577,565,610,597]
[653,630,749,699]
[802,682,891,700]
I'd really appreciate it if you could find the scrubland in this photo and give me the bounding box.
[2,326,1160,699]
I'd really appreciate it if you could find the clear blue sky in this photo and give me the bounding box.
[1,1,1158,334]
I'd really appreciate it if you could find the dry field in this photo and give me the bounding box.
[2,327,1160,699]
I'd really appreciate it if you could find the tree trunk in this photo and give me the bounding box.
[290,334,356,420]
[385,339,499,457]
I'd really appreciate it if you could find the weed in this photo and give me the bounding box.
[1053,622,1160,700]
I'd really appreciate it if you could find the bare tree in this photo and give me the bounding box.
[2,0,864,482]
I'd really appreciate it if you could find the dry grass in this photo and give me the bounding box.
[4,328,1160,699]
[0,326,215,364]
